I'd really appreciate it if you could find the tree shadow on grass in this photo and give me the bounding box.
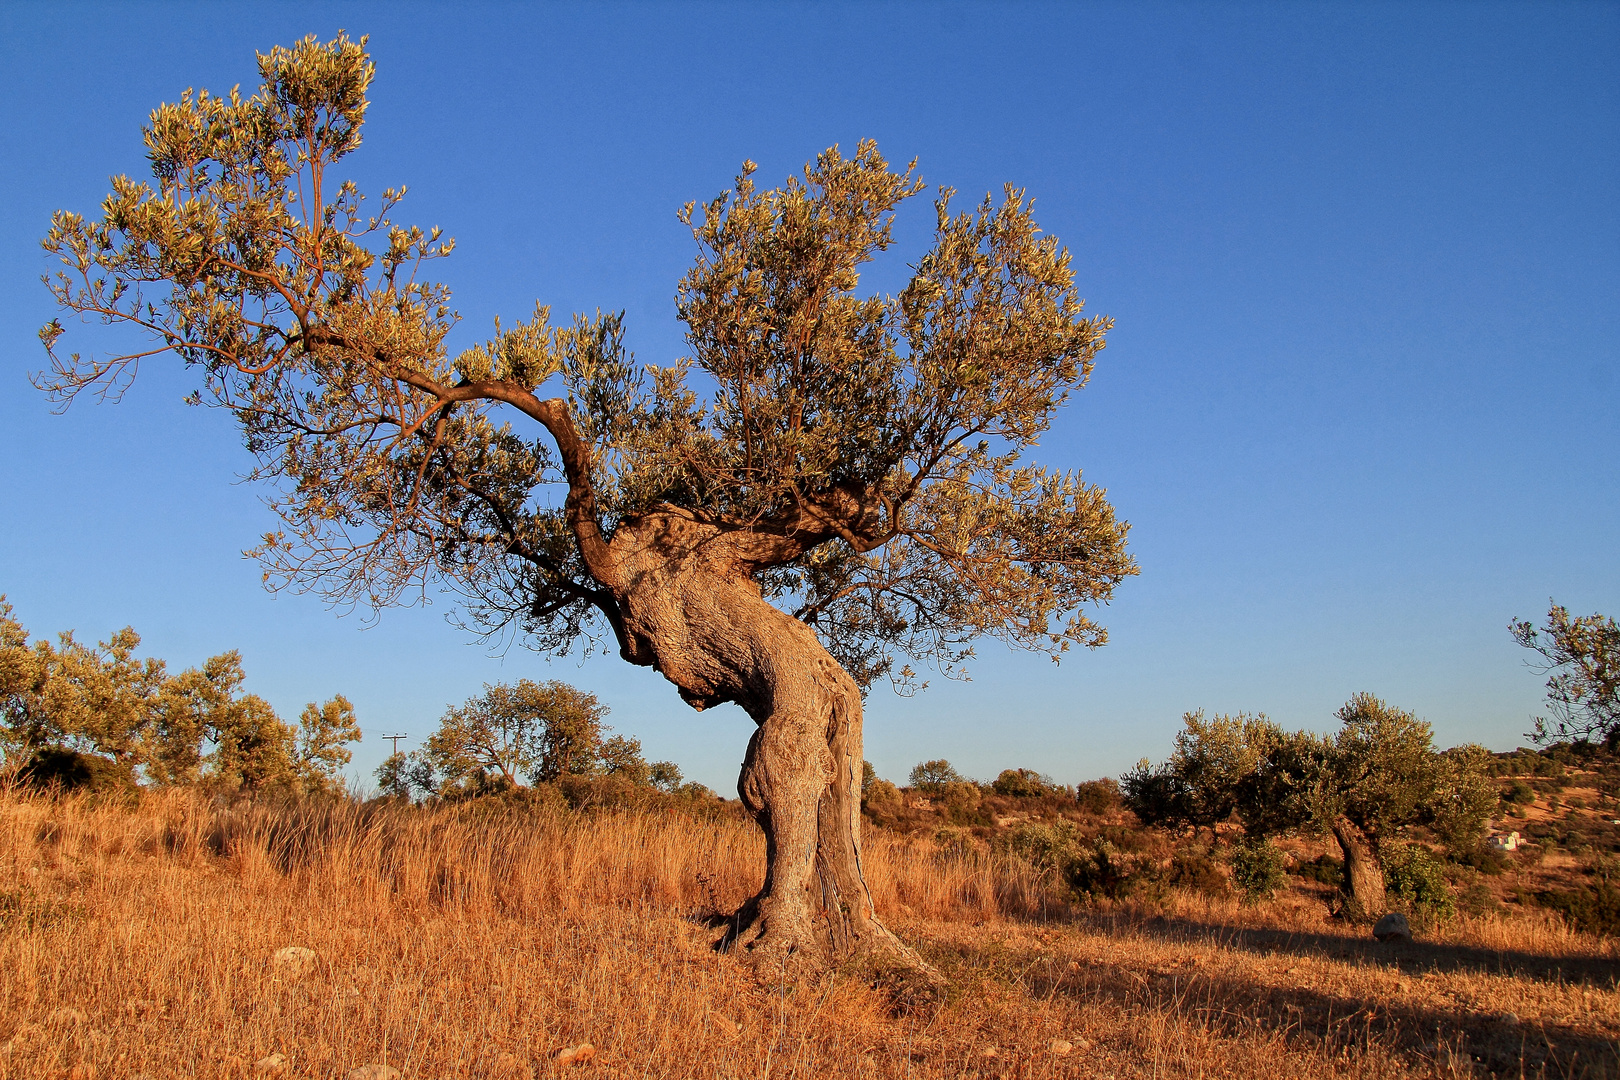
[1128,913,1619,989]
[924,921,1620,1079]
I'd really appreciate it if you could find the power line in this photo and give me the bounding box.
[381,733,409,756]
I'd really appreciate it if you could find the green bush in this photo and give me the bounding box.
[862,779,901,809]
[1225,837,1286,903]
[992,768,1056,798]
[1382,843,1455,921]
[1168,850,1228,897]
[1064,838,1137,901]
[1293,853,1344,887]
[1074,778,1122,814]
[941,780,982,821]
[1002,821,1085,872]
[1536,882,1620,936]
[20,748,137,796]
[1501,779,1535,805]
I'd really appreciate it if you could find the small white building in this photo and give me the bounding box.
[1487,831,1520,852]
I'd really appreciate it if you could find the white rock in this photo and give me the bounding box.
[346,1066,401,1080]
[46,1007,87,1028]
[1373,912,1411,942]
[554,1044,595,1067]
[254,1053,289,1075]
[272,946,319,976]
[1050,1039,1074,1056]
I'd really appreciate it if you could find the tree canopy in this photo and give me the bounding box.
[38,32,1136,692]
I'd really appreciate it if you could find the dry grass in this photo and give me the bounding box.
[0,790,1616,1080]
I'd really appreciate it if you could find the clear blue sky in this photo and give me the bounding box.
[1,3,1615,793]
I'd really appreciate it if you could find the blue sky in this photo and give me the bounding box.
[1,2,1615,793]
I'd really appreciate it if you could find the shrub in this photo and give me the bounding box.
[1382,843,1455,921]
[1293,853,1344,887]
[1226,837,1286,903]
[862,779,901,808]
[992,768,1055,798]
[1452,844,1508,876]
[1074,778,1122,814]
[1167,849,1228,897]
[19,748,137,795]
[940,780,981,820]
[1002,821,1085,873]
[647,760,684,793]
[1501,778,1535,805]
[1065,838,1136,901]
[1000,822,1144,902]
[1536,882,1620,936]
[1456,880,1500,918]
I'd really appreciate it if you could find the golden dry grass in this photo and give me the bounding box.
[0,789,1615,1080]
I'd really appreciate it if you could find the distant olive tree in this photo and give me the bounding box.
[909,759,967,795]
[1124,697,1494,920]
[413,678,679,798]
[0,596,357,793]
[423,680,607,792]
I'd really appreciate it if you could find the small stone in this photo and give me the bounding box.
[346,1066,401,1080]
[254,1053,289,1075]
[981,1046,999,1058]
[1498,1012,1520,1026]
[493,1051,532,1078]
[554,1044,596,1067]
[47,1007,88,1028]
[273,946,319,976]
[1050,1039,1074,1056]
[1373,912,1411,942]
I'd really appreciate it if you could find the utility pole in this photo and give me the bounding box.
[382,733,409,756]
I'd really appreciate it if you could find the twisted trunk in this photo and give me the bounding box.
[601,508,929,977]
[1331,816,1386,922]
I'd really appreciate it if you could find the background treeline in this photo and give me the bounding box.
[0,598,710,811]
[372,679,717,809]
[860,698,1617,936]
[0,596,358,794]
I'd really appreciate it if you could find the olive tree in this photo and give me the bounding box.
[39,34,1135,976]
[1124,697,1494,920]
[0,597,357,792]
[423,679,608,791]
[1512,602,1619,749]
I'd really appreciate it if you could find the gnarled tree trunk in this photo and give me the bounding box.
[1331,817,1386,922]
[602,507,931,980]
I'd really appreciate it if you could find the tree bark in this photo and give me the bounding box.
[601,507,934,981]
[1331,817,1386,922]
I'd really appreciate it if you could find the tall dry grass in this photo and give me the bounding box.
[1,788,1615,1079]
